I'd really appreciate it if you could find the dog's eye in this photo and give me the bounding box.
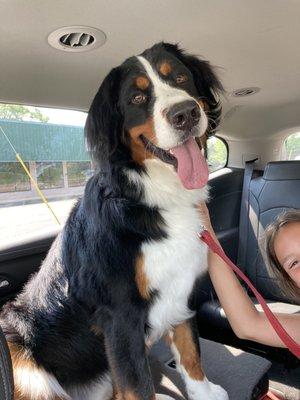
[176,74,188,84]
[131,93,147,104]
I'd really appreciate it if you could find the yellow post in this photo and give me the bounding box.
[0,125,61,226]
[16,154,61,225]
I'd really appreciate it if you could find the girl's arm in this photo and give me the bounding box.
[199,202,300,347]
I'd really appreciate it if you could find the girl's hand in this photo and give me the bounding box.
[198,202,219,246]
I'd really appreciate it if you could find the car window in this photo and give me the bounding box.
[206,136,228,172]
[283,132,300,160]
[0,104,88,247]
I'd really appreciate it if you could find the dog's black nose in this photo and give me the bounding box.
[166,100,200,130]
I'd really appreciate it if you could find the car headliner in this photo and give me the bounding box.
[0,0,300,140]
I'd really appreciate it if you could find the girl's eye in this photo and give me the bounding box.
[176,74,188,84]
[131,93,147,104]
[290,260,298,269]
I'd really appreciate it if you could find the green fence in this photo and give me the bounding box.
[0,119,90,162]
[0,119,92,193]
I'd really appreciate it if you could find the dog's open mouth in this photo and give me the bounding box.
[140,135,209,189]
[140,135,177,168]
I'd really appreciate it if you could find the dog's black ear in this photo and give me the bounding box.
[85,67,123,166]
[163,43,223,136]
[186,57,223,135]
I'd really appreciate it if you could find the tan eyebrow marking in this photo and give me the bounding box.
[135,76,150,90]
[159,62,172,76]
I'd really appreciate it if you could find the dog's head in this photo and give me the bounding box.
[85,42,223,189]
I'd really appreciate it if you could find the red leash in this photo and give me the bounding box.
[199,229,300,359]
[261,391,284,400]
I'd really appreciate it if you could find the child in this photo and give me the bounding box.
[199,204,300,347]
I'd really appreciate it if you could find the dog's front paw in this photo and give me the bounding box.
[156,394,176,400]
[187,378,228,400]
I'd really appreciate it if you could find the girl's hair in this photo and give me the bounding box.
[265,210,300,301]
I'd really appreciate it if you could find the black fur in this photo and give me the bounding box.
[0,42,222,398]
[85,42,223,169]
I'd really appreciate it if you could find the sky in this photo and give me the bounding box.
[36,106,87,127]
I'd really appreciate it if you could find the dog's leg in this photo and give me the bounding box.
[101,310,156,400]
[8,343,70,400]
[167,319,228,400]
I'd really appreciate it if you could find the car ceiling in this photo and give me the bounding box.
[1,0,300,139]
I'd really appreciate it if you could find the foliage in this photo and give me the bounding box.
[207,136,227,172]
[67,162,92,187]
[285,132,300,160]
[0,104,49,122]
[0,162,30,192]
[37,162,63,189]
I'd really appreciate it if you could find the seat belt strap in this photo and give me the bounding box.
[237,158,258,269]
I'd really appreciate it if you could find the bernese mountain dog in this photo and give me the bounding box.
[0,42,228,400]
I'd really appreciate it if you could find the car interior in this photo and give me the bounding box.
[0,1,299,399]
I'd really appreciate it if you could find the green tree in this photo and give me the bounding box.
[207,137,227,172]
[285,132,300,160]
[0,104,49,122]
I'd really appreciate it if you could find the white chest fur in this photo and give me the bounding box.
[127,160,208,342]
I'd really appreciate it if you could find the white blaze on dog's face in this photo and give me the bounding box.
[137,55,208,150]
[133,54,209,190]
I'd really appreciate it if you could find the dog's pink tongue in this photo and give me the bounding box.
[170,137,209,189]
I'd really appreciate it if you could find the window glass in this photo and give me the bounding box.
[0,104,88,247]
[67,162,93,187]
[206,136,228,172]
[37,162,64,189]
[0,162,30,192]
[284,132,300,160]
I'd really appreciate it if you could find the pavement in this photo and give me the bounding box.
[0,198,77,248]
[0,186,84,207]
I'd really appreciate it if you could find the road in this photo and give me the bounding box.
[0,199,77,248]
